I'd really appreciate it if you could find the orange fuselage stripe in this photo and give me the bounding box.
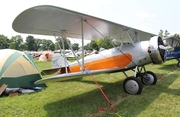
[70,53,132,72]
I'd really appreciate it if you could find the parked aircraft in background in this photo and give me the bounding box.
[163,37,180,66]
[25,51,42,58]
[54,50,78,59]
[12,5,167,95]
[64,50,79,59]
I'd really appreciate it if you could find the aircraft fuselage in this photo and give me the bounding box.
[69,41,152,73]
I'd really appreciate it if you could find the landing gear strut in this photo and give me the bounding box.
[123,66,157,95]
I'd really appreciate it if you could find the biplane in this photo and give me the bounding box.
[163,37,180,66]
[12,5,167,95]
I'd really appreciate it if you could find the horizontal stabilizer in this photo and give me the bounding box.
[41,68,60,75]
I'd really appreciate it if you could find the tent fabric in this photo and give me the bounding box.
[38,51,53,62]
[24,51,39,70]
[2,56,38,77]
[38,54,48,62]
[0,49,47,88]
[0,74,43,88]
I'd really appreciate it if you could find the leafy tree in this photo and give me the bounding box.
[26,35,36,51]
[9,35,24,50]
[158,30,163,38]
[34,38,43,51]
[56,37,71,50]
[90,40,99,50]
[23,43,28,50]
[0,35,10,49]
[84,43,92,50]
[164,30,170,38]
[72,43,79,51]
[41,39,55,50]
[173,33,180,39]
[48,40,55,51]
[158,30,170,38]
[96,38,113,49]
[54,42,60,50]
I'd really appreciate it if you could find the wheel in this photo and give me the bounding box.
[141,71,157,85]
[123,77,142,95]
[178,61,180,67]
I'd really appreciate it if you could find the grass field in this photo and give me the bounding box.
[1,59,180,117]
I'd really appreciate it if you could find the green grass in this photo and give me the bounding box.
[1,59,180,117]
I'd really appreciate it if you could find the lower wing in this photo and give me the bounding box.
[35,67,127,84]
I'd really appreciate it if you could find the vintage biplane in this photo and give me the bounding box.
[12,5,167,95]
[163,37,180,66]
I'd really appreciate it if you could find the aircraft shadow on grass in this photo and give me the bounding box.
[43,65,180,117]
[158,60,179,71]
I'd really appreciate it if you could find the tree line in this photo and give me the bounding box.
[158,30,180,39]
[0,35,79,51]
[0,30,180,51]
[0,34,114,51]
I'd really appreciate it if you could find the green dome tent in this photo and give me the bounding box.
[0,49,47,88]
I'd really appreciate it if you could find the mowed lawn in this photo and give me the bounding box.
[1,58,180,117]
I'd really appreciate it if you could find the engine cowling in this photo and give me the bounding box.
[149,36,166,64]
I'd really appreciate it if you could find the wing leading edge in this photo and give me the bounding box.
[13,5,156,42]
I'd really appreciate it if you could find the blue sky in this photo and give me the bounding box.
[0,0,179,43]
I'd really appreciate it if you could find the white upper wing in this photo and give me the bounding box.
[12,5,156,42]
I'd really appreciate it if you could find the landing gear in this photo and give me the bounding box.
[141,71,157,85]
[123,77,142,94]
[122,66,157,95]
[178,61,180,67]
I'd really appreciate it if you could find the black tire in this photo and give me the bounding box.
[178,61,180,67]
[123,77,143,95]
[141,71,157,85]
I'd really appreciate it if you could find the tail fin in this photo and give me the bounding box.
[24,51,39,71]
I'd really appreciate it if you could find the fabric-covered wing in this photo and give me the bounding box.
[13,5,156,42]
[35,67,124,84]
